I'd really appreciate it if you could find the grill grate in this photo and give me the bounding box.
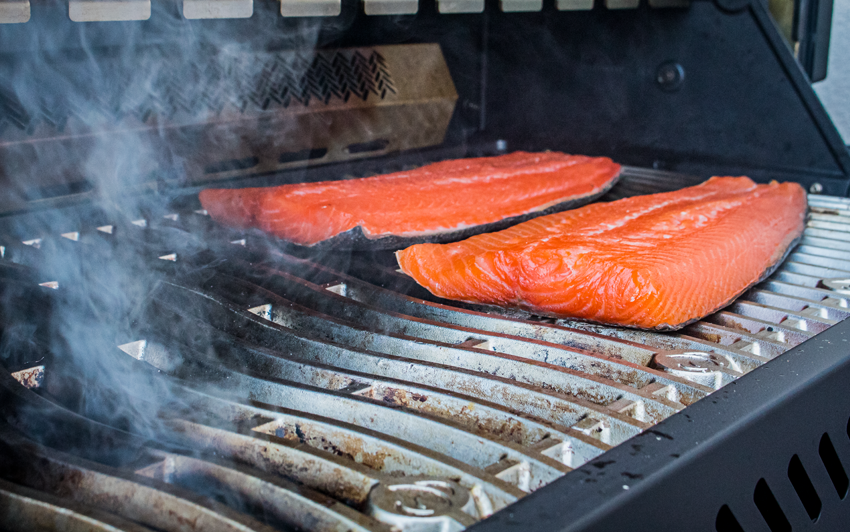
[1,172,849,530]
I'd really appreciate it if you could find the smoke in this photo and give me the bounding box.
[0,2,332,447]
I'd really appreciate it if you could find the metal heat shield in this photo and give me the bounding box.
[0,43,458,214]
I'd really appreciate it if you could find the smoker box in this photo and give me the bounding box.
[1,1,850,532]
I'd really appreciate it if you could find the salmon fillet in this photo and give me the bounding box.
[198,152,621,248]
[396,177,807,330]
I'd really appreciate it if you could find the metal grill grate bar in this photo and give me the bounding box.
[2,176,850,531]
[148,277,647,445]
[209,261,705,407]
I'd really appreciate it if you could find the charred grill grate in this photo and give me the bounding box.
[1,171,849,531]
[0,48,396,136]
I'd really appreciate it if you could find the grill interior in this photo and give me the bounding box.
[1,168,849,531]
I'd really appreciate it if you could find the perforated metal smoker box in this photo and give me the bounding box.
[0,2,849,532]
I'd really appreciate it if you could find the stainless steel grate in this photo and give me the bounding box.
[1,174,849,531]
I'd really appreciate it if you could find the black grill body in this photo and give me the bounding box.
[1,2,850,532]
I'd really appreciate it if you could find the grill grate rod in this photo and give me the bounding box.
[2,174,850,531]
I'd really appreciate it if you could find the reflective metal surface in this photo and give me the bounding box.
[0,172,848,530]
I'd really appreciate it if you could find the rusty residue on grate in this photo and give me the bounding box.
[0,173,849,530]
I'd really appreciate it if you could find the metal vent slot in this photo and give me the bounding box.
[347,139,391,154]
[204,156,260,174]
[787,454,822,521]
[819,433,849,499]
[753,478,791,532]
[715,504,745,532]
[279,147,328,164]
[21,180,93,201]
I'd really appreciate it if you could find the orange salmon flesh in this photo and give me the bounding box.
[396,176,807,330]
[198,152,621,246]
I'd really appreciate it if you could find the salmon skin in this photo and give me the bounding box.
[396,176,807,331]
[198,152,621,249]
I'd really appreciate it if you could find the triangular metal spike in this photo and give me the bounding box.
[163,214,179,221]
[38,281,59,289]
[337,381,374,395]
[22,239,41,248]
[194,209,209,216]
[131,219,147,228]
[118,340,147,361]
[230,239,246,246]
[61,232,80,241]
[0,246,5,258]
[97,225,114,234]
[158,253,177,261]
[324,283,347,296]
[248,304,273,321]
[458,338,491,350]
[11,365,45,390]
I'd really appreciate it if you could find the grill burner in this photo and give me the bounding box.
[1,169,849,531]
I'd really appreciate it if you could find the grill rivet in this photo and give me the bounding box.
[367,477,476,525]
[651,350,741,390]
[656,61,684,92]
[810,182,824,194]
[822,278,850,294]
